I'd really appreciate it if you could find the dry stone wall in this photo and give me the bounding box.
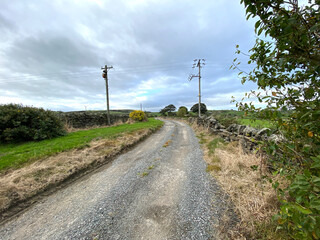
[57,111,129,129]
[189,116,282,153]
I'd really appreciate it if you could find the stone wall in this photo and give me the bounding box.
[57,111,129,129]
[189,116,283,153]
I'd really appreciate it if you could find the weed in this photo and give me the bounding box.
[211,155,221,163]
[162,140,172,148]
[148,165,155,170]
[140,172,149,177]
[206,164,221,172]
[207,137,225,155]
[196,133,208,144]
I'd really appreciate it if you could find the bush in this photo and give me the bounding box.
[0,104,66,143]
[177,106,188,117]
[129,110,147,122]
[235,1,320,238]
[190,103,207,114]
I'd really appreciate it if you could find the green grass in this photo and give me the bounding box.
[0,118,163,172]
[237,118,274,129]
[207,137,225,155]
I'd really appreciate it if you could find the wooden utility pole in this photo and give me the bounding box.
[101,65,113,125]
[188,59,205,117]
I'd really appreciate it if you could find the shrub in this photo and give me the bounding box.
[129,110,147,122]
[234,1,320,238]
[0,104,66,143]
[190,103,207,114]
[177,106,188,117]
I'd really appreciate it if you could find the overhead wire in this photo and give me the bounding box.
[0,59,250,84]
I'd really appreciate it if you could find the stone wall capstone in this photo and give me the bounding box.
[57,111,129,129]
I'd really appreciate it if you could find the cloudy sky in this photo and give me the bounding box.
[0,0,259,112]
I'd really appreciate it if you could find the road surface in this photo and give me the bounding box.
[0,119,225,240]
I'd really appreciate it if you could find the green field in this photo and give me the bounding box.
[237,118,274,129]
[0,118,163,172]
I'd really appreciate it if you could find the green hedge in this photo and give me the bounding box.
[0,104,66,143]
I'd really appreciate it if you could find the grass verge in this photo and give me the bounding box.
[0,118,163,220]
[0,118,163,172]
[190,121,289,239]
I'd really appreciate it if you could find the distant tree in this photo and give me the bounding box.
[159,108,167,116]
[190,103,207,114]
[160,104,176,116]
[165,104,176,113]
[177,106,188,117]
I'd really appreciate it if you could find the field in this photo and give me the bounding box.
[0,118,163,172]
[237,118,274,129]
[156,109,274,129]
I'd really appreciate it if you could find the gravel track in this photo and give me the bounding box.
[0,119,225,240]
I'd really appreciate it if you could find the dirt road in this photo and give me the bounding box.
[0,119,225,240]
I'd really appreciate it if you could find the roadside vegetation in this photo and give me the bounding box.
[0,116,163,217]
[193,122,289,239]
[0,118,162,172]
[232,1,320,239]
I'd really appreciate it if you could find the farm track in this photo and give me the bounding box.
[0,119,226,240]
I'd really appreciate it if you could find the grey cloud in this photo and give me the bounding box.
[4,34,101,73]
[0,0,258,112]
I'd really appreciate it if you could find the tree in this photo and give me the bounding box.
[159,104,176,116]
[190,103,207,114]
[177,106,188,117]
[165,104,176,113]
[234,1,320,238]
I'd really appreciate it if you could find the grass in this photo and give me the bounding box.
[207,137,225,155]
[140,172,149,177]
[189,120,288,239]
[0,118,163,172]
[237,118,275,129]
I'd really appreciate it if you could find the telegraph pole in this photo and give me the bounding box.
[101,65,113,125]
[188,59,205,117]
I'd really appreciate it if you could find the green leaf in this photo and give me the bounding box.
[255,20,261,30]
[293,204,312,215]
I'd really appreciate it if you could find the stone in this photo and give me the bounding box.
[236,125,246,135]
[268,134,285,143]
[242,126,258,137]
[256,128,271,140]
[226,124,238,132]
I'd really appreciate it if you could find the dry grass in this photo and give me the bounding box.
[190,122,286,239]
[0,129,151,215]
[65,119,125,133]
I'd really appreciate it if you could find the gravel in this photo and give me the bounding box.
[0,119,227,240]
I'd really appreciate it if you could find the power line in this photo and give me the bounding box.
[0,59,249,84]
